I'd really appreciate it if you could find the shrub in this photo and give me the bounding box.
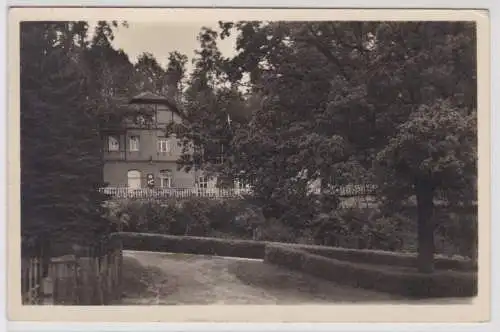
[123,200,179,234]
[254,218,297,242]
[176,198,213,236]
[231,203,266,238]
[435,211,478,260]
[103,198,221,237]
[309,208,404,250]
[395,205,478,259]
[264,244,477,298]
[103,198,266,238]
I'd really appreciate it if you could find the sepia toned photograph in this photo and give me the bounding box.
[7,7,490,323]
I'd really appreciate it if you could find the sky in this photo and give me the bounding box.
[103,22,238,74]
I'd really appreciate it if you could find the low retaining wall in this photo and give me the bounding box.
[264,244,477,298]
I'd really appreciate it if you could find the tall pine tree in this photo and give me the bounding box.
[21,22,110,256]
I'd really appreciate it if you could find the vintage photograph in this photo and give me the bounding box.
[16,13,480,311]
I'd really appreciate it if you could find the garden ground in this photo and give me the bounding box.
[118,250,472,305]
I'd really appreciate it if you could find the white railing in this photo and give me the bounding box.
[100,187,253,199]
[99,184,380,200]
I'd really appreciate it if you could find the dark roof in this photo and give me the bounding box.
[128,91,185,119]
[129,92,171,105]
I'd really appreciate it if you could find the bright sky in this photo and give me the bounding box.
[104,22,238,74]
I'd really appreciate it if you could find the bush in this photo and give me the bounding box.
[435,211,478,260]
[253,218,297,242]
[176,198,213,236]
[103,198,266,238]
[212,200,264,237]
[310,208,404,250]
[396,205,477,258]
[264,244,477,298]
[103,199,179,234]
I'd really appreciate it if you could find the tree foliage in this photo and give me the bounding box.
[173,21,477,272]
[20,22,117,254]
[20,20,477,271]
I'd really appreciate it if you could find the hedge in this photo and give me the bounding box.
[110,232,475,271]
[264,244,478,298]
[287,243,476,272]
[115,232,265,259]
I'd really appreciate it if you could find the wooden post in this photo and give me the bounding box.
[41,276,54,305]
[34,258,41,304]
[27,258,33,304]
[105,253,112,303]
[78,257,93,305]
[95,257,104,305]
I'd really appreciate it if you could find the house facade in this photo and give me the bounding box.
[101,92,216,190]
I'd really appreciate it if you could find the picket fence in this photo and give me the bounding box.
[21,247,123,305]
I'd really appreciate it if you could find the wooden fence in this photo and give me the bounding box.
[21,246,123,305]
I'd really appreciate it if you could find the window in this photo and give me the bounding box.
[108,136,119,151]
[129,136,140,151]
[135,115,146,126]
[157,138,170,153]
[159,170,172,188]
[197,176,208,189]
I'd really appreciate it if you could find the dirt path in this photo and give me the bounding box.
[119,250,403,305]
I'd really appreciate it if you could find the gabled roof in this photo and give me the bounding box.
[128,91,185,119]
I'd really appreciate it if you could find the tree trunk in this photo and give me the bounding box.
[415,178,435,273]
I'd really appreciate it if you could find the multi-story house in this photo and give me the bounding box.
[101,92,216,192]
[100,92,375,203]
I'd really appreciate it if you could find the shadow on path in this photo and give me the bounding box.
[120,250,406,305]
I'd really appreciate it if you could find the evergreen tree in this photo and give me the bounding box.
[21,22,111,256]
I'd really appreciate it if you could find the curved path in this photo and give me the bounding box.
[119,250,403,305]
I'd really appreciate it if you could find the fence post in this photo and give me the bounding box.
[41,276,54,305]
[77,257,93,305]
[27,258,33,304]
